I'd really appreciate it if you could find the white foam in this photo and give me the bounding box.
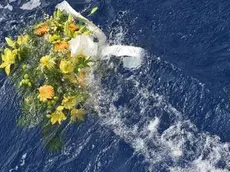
[9,153,27,172]
[147,117,159,135]
[0,4,13,11]
[20,0,41,10]
[19,153,27,166]
[90,67,230,171]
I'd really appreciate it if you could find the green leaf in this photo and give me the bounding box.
[49,34,60,42]
[79,26,87,33]
[56,9,61,18]
[64,22,71,37]
[83,30,91,35]
[68,14,73,23]
[88,7,99,16]
[53,9,64,20]
[53,10,57,19]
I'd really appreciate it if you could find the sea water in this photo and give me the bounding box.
[1,0,230,172]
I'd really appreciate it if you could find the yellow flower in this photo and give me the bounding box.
[34,23,49,36]
[70,108,86,122]
[40,55,56,70]
[0,48,17,75]
[47,107,66,125]
[59,60,74,74]
[5,35,28,49]
[17,35,29,45]
[62,96,77,109]
[5,37,16,48]
[38,85,54,102]
[56,106,64,111]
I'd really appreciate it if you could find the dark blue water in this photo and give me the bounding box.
[1,0,230,171]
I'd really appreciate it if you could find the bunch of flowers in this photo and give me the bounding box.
[0,9,97,150]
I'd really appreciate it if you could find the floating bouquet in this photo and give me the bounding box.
[0,1,144,150]
[1,8,94,125]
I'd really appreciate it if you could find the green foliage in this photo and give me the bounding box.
[74,56,93,72]
[45,135,64,152]
[18,93,47,127]
[41,122,64,152]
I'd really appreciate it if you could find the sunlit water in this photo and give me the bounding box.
[1,0,230,172]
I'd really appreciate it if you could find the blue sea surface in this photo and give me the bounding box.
[1,0,230,171]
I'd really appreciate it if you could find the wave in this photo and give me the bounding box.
[90,53,230,171]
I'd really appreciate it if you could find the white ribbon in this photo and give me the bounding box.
[56,1,145,69]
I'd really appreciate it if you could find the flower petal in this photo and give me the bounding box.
[5,64,11,75]
[0,62,7,68]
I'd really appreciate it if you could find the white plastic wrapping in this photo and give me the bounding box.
[69,35,98,57]
[56,1,145,69]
